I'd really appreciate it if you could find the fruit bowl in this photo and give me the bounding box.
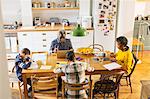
[76,47,94,55]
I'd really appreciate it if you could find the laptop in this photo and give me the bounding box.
[57,50,70,58]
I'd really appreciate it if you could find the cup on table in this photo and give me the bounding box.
[51,22,55,28]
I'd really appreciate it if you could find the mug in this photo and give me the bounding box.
[95,52,106,57]
[51,22,55,27]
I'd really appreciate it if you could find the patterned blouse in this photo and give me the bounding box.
[54,62,93,99]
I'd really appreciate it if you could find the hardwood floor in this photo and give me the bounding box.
[11,51,150,99]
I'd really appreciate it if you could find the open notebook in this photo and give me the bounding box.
[103,62,122,71]
[40,65,52,70]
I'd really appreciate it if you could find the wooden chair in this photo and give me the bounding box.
[122,53,139,93]
[93,71,125,99]
[62,75,93,99]
[88,44,104,52]
[31,51,48,65]
[31,74,58,99]
[9,65,22,99]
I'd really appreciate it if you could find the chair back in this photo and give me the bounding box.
[93,71,124,96]
[88,44,104,52]
[62,76,93,99]
[31,74,58,98]
[100,71,125,86]
[128,53,139,77]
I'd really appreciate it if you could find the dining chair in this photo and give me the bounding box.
[9,65,23,99]
[31,74,58,99]
[88,44,104,52]
[62,75,93,99]
[121,52,139,93]
[93,71,125,99]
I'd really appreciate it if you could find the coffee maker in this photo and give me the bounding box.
[33,17,41,26]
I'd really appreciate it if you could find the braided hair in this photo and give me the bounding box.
[116,36,129,51]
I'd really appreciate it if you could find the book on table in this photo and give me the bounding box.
[103,62,122,71]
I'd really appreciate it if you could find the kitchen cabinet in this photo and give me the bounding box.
[18,30,93,52]
[18,31,57,52]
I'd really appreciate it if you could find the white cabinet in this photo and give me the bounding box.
[18,30,93,52]
[18,31,57,52]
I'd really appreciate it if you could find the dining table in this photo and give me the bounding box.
[22,53,123,99]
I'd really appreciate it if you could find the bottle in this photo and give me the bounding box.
[47,3,51,8]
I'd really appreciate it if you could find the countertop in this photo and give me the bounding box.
[4,25,94,33]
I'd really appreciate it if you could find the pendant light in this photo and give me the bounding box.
[72,24,87,36]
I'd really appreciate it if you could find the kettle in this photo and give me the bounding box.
[62,19,70,26]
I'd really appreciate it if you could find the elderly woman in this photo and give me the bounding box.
[50,30,73,52]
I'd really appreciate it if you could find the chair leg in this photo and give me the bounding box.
[62,81,65,99]
[89,80,93,99]
[18,81,22,99]
[125,77,128,86]
[128,77,133,93]
[114,92,117,99]
[12,82,14,88]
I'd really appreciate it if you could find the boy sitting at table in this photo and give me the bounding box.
[15,48,32,92]
[54,51,94,98]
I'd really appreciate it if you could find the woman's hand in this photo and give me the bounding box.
[110,52,116,58]
[110,57,117,62]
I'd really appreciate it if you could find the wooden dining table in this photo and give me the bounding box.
[22,53,122,99]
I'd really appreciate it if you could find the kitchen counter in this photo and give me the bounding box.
[4,25,94,33]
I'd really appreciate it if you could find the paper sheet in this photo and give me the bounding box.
[56,61,67,67]
[103,62,122,71]
[40,65,52,70]
[28,62,39,69]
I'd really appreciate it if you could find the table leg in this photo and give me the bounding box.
[22,74,28,99]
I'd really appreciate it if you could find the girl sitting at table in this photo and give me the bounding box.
[54,51,94,98]
[110,36,133,74]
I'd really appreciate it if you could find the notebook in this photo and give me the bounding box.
[103,62,122,71]
[40,65,52,70]
[56,50,70,58]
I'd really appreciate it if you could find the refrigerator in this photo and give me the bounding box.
[92,0,119,52]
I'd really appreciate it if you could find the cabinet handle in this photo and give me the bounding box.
[67,32,70,34]
[23,34,27,36]
[42,39,46,41]
[43,45,47,47]
[42,33,46,35]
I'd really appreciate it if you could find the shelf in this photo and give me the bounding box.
[32,7,80,11]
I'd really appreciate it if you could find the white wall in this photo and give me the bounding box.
[144,2,150,16]
[21,0,33,26]
[79,0,91,16]
[0,0,11,98]
[134,2,146,16]
[1,0,21,24]
[117,0,135,51]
